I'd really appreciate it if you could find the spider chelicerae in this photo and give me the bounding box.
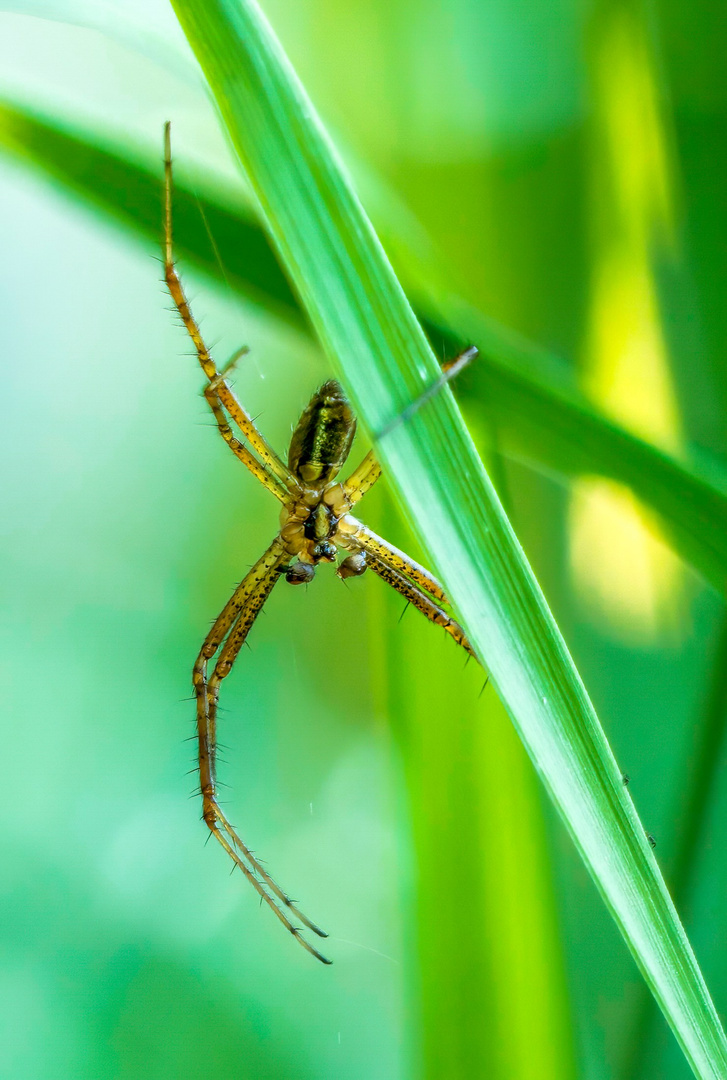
[163,124,479,963]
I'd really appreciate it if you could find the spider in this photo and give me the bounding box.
[162,124,478,963]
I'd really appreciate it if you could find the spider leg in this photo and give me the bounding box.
[338,517,449,605]
[194,539,284,778]
[341,449,382,506]
[364,550,478,661]
[162,123,296,501]
[342,349,477,505]
[194,538,330,963]
[377,345,478,440]
[199,384,292,501]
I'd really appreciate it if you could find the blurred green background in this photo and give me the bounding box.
[1,0,726,1077]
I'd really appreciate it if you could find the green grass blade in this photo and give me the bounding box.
[1,99,726,595]
[374,560,576,1079]
[622,615,727,1080]
[167,0,727,1075]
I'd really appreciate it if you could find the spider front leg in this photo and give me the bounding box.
[193,538,330,963]
[339,516,449,604]
[162,122,297,503]
[376,345,479,440]
[342,449,381,505]
[342,346,478,499]
[362,549,478,661]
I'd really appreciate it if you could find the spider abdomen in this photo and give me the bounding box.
[288,380,356,486]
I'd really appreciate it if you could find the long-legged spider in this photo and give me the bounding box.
[163,124,478,963]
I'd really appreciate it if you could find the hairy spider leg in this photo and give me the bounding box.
[193,540,284,772]
[365,552,477,660]
[162,122,295,502]
[342,449,382,505]
[342,346,477,502]
[337,516,480,660]
[376,345,479,441]
[193,539,330,963]
[340,349,476,505]
[340,518,450,605]
[199,382,288,497]
[206,577,330,958]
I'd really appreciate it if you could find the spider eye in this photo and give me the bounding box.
[285,561,315,585]
[312,541,337,562]
[337,552,367,579]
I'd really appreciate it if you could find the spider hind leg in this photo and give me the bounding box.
[193,538,330,963]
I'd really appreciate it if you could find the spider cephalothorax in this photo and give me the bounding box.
[163,123,477,963]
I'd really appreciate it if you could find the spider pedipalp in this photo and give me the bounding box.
[285,561,316,585]
[337,552,368,579]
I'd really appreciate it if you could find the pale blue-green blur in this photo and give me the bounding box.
[0,2,725,1079]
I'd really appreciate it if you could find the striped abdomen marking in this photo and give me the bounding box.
[288,380,356,486]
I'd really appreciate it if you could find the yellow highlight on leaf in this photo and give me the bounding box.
[570,477,686,642]
[586,252,680,453]
[593,7,676,248]
[572,7,686,641]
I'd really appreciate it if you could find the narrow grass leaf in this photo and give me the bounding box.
[168,0,727,1075]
